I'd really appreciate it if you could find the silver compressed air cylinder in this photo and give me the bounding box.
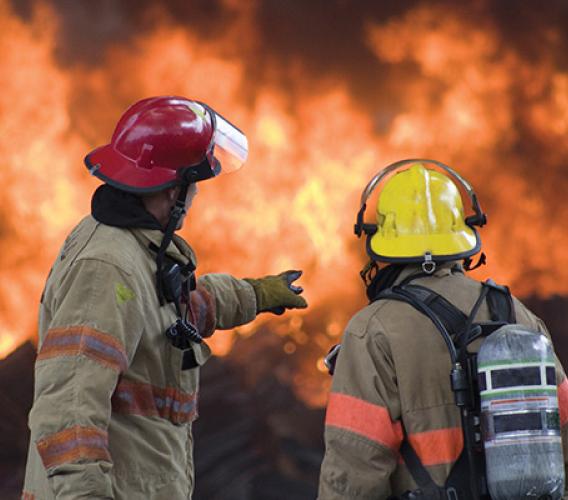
[477,324,564,500]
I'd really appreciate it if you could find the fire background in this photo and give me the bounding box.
[1,0,568,498]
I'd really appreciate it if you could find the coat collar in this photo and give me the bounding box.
[129,228,197,267]
[394,260,464,285]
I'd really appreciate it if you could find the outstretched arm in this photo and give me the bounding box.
[197,270,307,331]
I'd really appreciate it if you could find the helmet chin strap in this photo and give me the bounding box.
[154,154,217,305]
[155,181,190,305]
[153,179,206,349]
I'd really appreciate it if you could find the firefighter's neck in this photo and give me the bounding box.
[142,184,197,231]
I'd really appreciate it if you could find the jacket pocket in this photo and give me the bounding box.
[166,342,211,420]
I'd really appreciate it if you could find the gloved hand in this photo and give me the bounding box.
[244,270,308,315]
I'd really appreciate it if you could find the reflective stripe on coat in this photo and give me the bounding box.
[318,263,568,499]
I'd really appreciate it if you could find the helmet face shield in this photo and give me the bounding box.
[211,111,248,174]
[188,102,248,175]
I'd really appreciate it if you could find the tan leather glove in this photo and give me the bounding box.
[244,270,308,315]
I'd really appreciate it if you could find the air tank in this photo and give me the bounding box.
[477,324,564,499]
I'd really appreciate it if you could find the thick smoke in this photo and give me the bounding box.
[11,1,568,97]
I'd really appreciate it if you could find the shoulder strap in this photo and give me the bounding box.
[377,284,467,342]
[377,281,515,347]
[376,286,464,497]
[484,279,516,323]
[404,285,468,339]
[377,286,458,362]
[374,284,492,500]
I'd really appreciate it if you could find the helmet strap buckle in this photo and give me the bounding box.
[422,252,436,275]
[170,200,186,220]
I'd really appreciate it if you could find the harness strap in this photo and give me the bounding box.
[376,288,461,497]
[378,287,457,363]
[485,279,516,322]
[454,285,490,363]
[399,439,433,490]
[400,285,468,340]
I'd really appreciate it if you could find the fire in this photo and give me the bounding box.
[366,4,568,298]
[1,1,567,407]
[0,1,91,358]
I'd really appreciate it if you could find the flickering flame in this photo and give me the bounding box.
[0,0,90,358]
[1,1,567,407]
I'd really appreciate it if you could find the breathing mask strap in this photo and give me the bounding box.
[156,182,190,305]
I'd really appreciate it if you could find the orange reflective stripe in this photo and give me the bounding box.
[558,378,568,426]
[112,378,198,424]
[21,492,35,500]
[37,325,128,372]
[325,392,402,451]
[407,427,463,466]
[36,425,110,470]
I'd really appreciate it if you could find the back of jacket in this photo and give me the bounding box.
[318,263,568,499]
[23,216,257,499]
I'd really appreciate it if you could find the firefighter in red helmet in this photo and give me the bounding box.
[23,96,307,500]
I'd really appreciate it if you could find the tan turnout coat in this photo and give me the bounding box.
[23,215,257,499]
[318,263,568,499]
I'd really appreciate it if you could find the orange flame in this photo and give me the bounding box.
[1,1,567,407]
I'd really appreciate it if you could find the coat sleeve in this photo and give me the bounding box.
[30,258,145,500]
[318,310,402,499]
[196,273,257,330]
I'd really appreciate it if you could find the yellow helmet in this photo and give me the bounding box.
[355,159,486,271]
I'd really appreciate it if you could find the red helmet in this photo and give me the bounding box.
[85,96,248,193]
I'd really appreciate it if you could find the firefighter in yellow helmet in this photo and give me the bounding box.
[368,163,479,262]
[318,160,568,499]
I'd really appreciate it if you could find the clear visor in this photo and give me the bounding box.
[211,111,248,174]
[187,101,249,174]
